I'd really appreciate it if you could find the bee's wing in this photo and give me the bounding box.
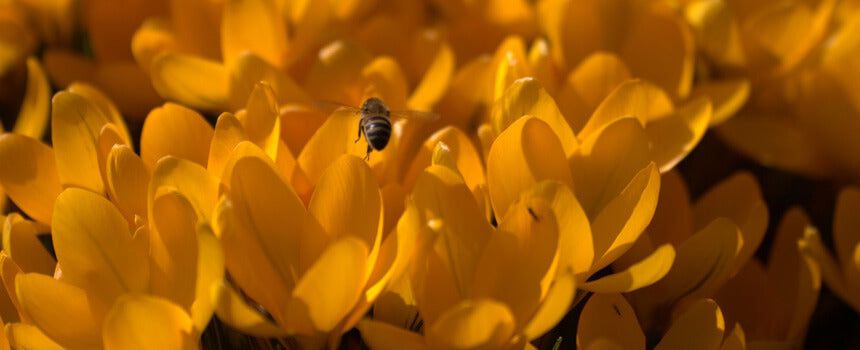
[313,101,361,115]
[390,109,440,122]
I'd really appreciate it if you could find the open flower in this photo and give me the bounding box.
[358,144,576,349]
[212,149,419,348]
[3,187,222,349]
[800,186,860,313]
[577,294,745,350]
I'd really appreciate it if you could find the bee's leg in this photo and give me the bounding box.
[364,144,371,161]
[355,120,363,143]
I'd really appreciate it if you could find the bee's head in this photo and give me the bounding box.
[362,97,389,116]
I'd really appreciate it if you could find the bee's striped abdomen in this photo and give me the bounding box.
[363,115,392,151]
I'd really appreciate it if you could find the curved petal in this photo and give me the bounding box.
[655,299,725,350]
[403,126,485,194]
[687,79,750,126]
[207,113,249,178]
[360,56,410,111]
[0,253,24,323]
[13,57,51,140]
[52,188,149,300]
[580,244,675,293]
[523,181,593,277]
[221,0,288,69]
[487,116,573,220]
[141,103,213,168]
[229,52,310,109]
[190,225,224,332]
[720,324,746,350]
[521,271,576,340]
[693,172,768,275]
[148,157,219,222]
[557,52,631,134]
[576,293,645,350]
[238,82,281,159]
[309,155,382,264]
[425,299,516,350]
[684,0,746,67]
[2,214,54,275]
[149,190,200,312]
[357,319,427,350]
[102,294,195,350]
[214,283,289,338]
[218,155,304,319]
[472,200,558,329]
[646,97,712,172]
[5,322,64,350]
[66,82,132,145]
[279,105,328,156]
[621,8,695,98]
[15,273,108,349]
[150,53,230,111]
[131,17,177,75]
[303,40,372,105]
[491,77,578,156]
[51,90,111,194]
[296,108,367,186]
[106,145,151,222]
[578,80,674,140]
[408,40,455,111]
[283,236,368,334]
[0,134,62,224]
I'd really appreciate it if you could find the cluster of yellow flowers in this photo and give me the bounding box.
[0,0,858,349]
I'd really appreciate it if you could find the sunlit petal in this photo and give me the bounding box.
[425,299,516,350]
[13,58,51,140]
[150,53,230,111]
[581,244,675,293]
[0,134,62,224]
[106,145,151,222]
[491,77,578,155]
[357,319,427,350]
[51,90,111,194]
[577,293,645,350]
[2,214,54,276]
[655,299,725,350]
[102,294,195,350]
[221,0,288,69]
[141,103,214,169]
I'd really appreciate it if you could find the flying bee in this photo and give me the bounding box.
[318,97,439,160]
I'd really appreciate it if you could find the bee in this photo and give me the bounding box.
[319,97,439,160]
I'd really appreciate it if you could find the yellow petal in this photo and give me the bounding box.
[472,200,558,329]
[646,97,712,172]
[309,155,382,263]
[5,322,64,350]
[720,323,746,350]
[425,299,516,350]
[239,82,281,159]
[141,103,214,169]
[214,283,289,337]
[150,53,230,111]
[279,105,328,156]
[360,56,410,111]
[647,169,693,247]
[149,190,200,312]
[2,214,54,275]
[523,181,593,278]
[92,62,165,121]
[798,228,854,309]
[693,172,768,275]
[297,108,367,186]
[822,12,860,110]
[408,40,455,111]
[169,0,222,60]
[97,120,130,195]
[716,111,833,178]
[208,113,248,179]
[489,36,531,103]
[148,156,219,222]
[834,187,860,268]
[284,236,368,333]
[557,52,631,134]
[571,117,652,220]
[402,126,485,194]
[51,90,111,194]
[0,253,24,323]
[219,155,304,319]
[521,271,576,340]
[435,56,492,130]
[15,273,108,349]
[190,224,224,332]
[684,0,746,67]
[106,145,151,222]
[578,80,674,140]
[645,218,741,305]
[687,79,750,126]
[621,9,695,98]
[0,134,62,224]
[581,244,675,293]
[304,40,372,105]
[102,294,195,350]
[221,0,288,69]
[487,116,573,220]
[656,299,725,350]
[52,188,149,300]
[491,77,578,156]
[576,293,645,350]
[131,17,177,76]
[357,319,427,350]
[527,38,559,97]
[229,52,311,109]
[67,82,132,145]
[13,57,51,140]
